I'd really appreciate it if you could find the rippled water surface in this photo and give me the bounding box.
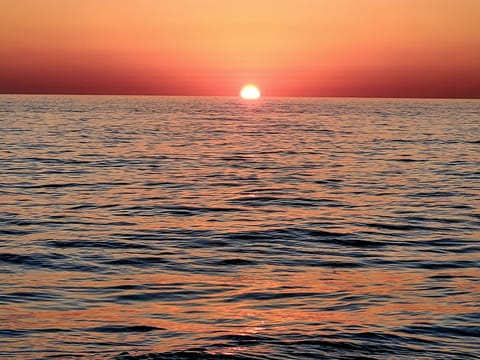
[1,96,479,359]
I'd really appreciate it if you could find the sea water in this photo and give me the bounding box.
[0,95,479,359]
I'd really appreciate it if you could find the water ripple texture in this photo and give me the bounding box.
[1,96,479,359]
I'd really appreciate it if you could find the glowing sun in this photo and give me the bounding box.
[240,84,261,100]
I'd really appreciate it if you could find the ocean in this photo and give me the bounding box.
[0,95,479,359]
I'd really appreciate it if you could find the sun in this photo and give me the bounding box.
[240,84,261,100]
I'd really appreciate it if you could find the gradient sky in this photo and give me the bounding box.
[1,0,479,97]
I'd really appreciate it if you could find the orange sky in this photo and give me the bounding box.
[1,0,479,97]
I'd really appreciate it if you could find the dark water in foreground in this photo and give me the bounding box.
[1,96,479,359]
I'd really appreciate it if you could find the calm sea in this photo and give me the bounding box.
[1,95,479,359]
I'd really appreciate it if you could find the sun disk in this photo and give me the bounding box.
[240,85,261,100]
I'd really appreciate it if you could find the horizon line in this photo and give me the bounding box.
[1,92,479,100]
